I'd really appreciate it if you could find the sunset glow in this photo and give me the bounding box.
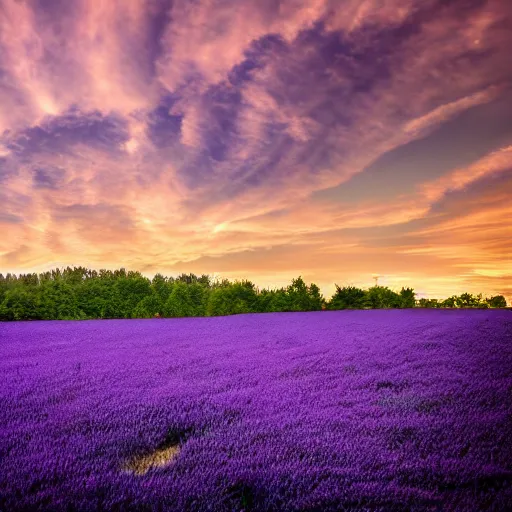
[0,0,511,299]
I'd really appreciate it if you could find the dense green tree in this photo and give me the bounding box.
[38,280,81,320]
[62,266,88,285]
[114,268,127,279]
[99,269,115,281]
[486,295,507,308]
[308,283,324,310]
[75,279,111,318]
[51,268,63,281]
[0,274,8,304]
[418,298,428,308]
[0,286,40,320]
[207,281,258,316]
[112,274,152,318]
[176,273,200,285]
[257,288,290,313]
[286,277,309,311]
[455,293,488,308]
[188,282,209,316]
[441,296,457,308]
[419,293,508,309]
[399,287,416,308]
[197,274,211,287]
[151,274,173,303]
[0,265,506,320]
[269,289,292,313]
[256,288,274,312]
[365,286,401,309]
[164,281,206,317]
[133,292,164,318]
[286,277,324,312]
[18,273,39,287]
[328,285,367,310]
[418,298,441,308]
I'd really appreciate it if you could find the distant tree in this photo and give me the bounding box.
[164,281,207,317]
[256,288,274,313]
[62,266,88,285]
[286,277,309,311]
[50,268,62,281]
[99,269,115,281]
[112,274,152,318]
[206,281,258,316]
[418,298,428,308]
[133,292,164,318]
[152,273,173,303]
[257,288,290,313]
[286,277,324,312]
[0,286,39,320]
[197,274,211,287]
[270,288,291,312]
[85,268,98,280]
[328,285,367,310]
[308,283,325,310]
[399,287,416,308]
[0,274,7,305]
[455,293,488,308]
[211,277,232,289]
[418,298,441,308]
[485,295,507,308]
[164,282,191,317]
[441,296,457,308]
[0,266,505,320]
[474,293,489,308]
[365,286,401,309]
[38,280,80,320]
[18,273,39,287]
[176,273,198,285]
[114,268,127,279]
[75,279,111,318]
[188,282,209,316]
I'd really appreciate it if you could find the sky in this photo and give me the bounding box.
[0,0,511,300]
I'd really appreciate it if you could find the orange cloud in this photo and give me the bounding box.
[1,0,511,302]
[420,145,512,202]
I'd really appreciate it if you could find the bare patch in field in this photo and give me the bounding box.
[122,444,180,475]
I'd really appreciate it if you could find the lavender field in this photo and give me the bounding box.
[1,310,511,511]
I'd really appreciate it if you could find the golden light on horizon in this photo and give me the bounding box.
[0,0,510,301]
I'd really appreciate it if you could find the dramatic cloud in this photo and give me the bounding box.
[0,0,511,300]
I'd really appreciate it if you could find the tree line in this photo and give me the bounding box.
[0,267,507,321]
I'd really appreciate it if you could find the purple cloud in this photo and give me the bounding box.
[0,0,510,299]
